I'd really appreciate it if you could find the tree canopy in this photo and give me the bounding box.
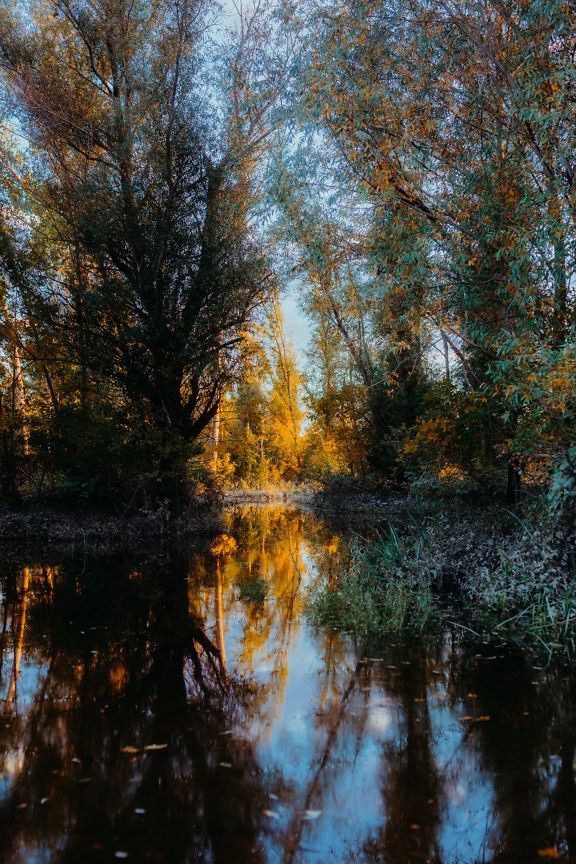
[0,0,575,513]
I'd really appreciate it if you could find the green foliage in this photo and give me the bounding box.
[547,450,576,523]
[275,0,576,503]
[1,0,576,506]
[0,0,276,510]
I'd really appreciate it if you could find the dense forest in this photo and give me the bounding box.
[0,0,574,517]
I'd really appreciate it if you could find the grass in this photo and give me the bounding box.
[307,525,435,638]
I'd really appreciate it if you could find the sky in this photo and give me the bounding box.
[282,286,311,364]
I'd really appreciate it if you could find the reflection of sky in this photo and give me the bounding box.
[201,518,503,863]
[431,701,498,862]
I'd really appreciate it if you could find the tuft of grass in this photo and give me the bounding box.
[307,525,434,638]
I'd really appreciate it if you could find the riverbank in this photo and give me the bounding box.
[2,485,574,655]
[0,485,315,556]
[307,494,576,652]
[0,502,223,557]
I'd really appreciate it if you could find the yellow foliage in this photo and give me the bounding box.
[437,464,467,482]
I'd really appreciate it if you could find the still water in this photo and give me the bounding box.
[0,505,575,864]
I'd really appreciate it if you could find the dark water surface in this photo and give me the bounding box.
[1,505,576,864]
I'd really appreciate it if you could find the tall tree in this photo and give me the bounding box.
[0,0,273,509]
[278,0,576,494]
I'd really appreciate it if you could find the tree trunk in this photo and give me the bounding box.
[506,458,522,505]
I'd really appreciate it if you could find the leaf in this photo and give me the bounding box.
[263,809,280,820]
[121,746,140,754]
[537,849,562,859]
[302,810,322,820]
[143,744,168,751]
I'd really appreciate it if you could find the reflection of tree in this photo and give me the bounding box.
[378,655,442,862]
[221,507,309,717]
[281,657,363,864]
[453,648,576,862]
[4,519,576,863]
[0,553,269,864]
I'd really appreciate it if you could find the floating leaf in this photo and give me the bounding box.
[263,809,280,820]
[121,746,140,754]
[143,744,168,751]
[114,853,129,860]
[537,849,562,859]
[302,810,322,820]
[459,716,473,721]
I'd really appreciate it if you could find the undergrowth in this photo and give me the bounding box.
[306,506,576,653]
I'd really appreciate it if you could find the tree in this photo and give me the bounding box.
[277,0,576,496]
[217,301,304,486]
[0,0,274,510]
[264,298,304,479]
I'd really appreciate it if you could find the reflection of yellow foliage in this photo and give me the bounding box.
[209,534,237,557]
[326,536,340,555]
[109,660,129,693]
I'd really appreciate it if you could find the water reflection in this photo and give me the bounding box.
[0,506,575,862]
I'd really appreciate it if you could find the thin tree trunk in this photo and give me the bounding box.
[12,345,29,456]
[441,330,451,382]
